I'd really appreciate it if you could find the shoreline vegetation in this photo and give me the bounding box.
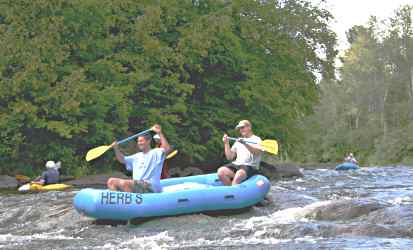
[295,6,413,166]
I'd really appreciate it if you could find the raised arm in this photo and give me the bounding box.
[223,134,236,161]
[111,141,125,164]
[152,124,171,155]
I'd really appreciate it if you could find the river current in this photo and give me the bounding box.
[2,166,413,249]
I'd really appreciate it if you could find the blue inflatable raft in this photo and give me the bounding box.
[335,162,359,171]
[73,173,270,220]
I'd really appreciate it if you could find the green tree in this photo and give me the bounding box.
[296,5,413,165]
[0,0,337,176]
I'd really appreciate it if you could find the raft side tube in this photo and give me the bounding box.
[73,174,270,220]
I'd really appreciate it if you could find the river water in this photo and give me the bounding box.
[2,166,413,249]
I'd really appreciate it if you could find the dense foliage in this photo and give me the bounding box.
[0,0,336,176]
[296,5,413,165]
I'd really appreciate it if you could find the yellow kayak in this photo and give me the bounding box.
[18,183,72,192]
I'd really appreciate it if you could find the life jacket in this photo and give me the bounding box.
[160,160,170,179]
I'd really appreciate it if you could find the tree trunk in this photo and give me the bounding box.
[410,67,413,101]
[355,114,359,129]
[410,67,413,120]
[382,87,389,141]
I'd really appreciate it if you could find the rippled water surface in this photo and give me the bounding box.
[2,166,413,249]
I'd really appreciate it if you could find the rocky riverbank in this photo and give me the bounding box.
[0,161,304,190]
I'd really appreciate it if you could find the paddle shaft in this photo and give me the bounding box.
[228,137,278,155]
[227,137,258,145]
[116,129,153,145]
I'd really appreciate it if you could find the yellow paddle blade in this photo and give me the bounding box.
[85,145,112,162]
[260,140,278,155]
[166,149,178,160]
[15,175,30,182]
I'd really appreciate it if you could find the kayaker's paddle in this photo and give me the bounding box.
[16,175,34,191]
[85,129,152,162]
[15,174,30,183]
[228,137,278,155]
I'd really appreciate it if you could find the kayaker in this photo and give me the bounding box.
[153,134,171,179]
[31,161,61,185]
[217,120,262,186]
[107,124,171,193]
[344,153,358,164]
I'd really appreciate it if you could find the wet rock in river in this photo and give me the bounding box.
[0,175,18,189]
[262,222,342,239]
[364,205,413,227]
[262,219,411,239]
[343,223,412,238]
[306,199,391,221]
[259,162,303,180]
[267,191,320,211]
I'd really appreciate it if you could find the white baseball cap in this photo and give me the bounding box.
[153,134,161,140]
[235,120,251,130]
[45,161,61,169]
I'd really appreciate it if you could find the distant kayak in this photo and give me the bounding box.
[335,162,359,171]
[74,173,270,220]
[18,183,72,192]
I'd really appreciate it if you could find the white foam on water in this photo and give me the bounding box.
[272,186,289,191]
[242,200,332,227]
[335,181,346,187]
[167,235,292,248]
[389,196,413,205]
[0,230,297,250]
[0,229,81,248]
[294,236,323,244]
[300,194,320,202]
[222,200,333,243]
[95,231,174,250]
[167,233,323,248]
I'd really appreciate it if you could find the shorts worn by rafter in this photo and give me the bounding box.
[133,180,154,193]
[223,163,258,180]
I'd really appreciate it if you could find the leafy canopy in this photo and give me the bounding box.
[0,0,336,175]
